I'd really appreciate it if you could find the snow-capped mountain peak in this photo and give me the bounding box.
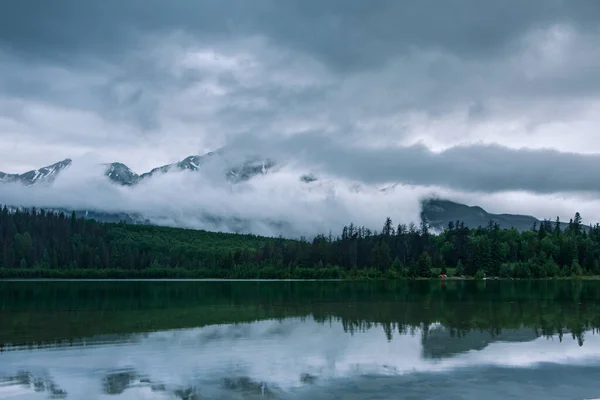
[0,159,72,186]
[104,162,139,186]
[177,155,207,171]
[0,152,276,187]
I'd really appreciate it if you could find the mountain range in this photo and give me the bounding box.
[0,153,565,233]
[0,159,73,186]
[0,151,276,186]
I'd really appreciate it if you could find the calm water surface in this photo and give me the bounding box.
[1,280,600,399]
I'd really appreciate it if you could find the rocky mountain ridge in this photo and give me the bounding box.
[0,159,73,185]
[421,198,572,232]
[0,151,277,186]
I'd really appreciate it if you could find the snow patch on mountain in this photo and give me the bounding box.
[0,159,72,186]
[0,151,278,188]
[104,163,140,186]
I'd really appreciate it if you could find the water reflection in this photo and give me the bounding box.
[2,318,600,399]
[1,280,600,399]
[422,325,539,359]
[0,371,67,399]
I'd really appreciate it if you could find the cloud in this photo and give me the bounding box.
[2,0,600,230]
[1,154,599,238]
[4,0,600,68]
[257,137,600,194]
[0,156,426,237]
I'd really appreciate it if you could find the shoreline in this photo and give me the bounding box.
[2,270,600,281]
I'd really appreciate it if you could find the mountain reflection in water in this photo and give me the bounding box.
[1,280,600,399]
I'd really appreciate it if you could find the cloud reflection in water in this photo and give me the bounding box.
[1,317,600,399]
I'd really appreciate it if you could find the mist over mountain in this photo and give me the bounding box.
[420,199,574,232]
[0,150,276,187]
[0,151,575,237]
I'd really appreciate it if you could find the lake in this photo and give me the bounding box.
[1,280,600,399]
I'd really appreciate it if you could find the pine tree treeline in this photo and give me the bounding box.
[0,206,599,279]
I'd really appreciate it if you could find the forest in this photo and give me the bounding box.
[0,206,599,279]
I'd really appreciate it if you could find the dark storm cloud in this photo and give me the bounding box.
[243,133,600,195]
[2,0,600,199]
[3,0,600,126]
[3,0,600,69]
[333,144,600,194]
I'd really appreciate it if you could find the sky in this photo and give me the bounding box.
[2,0,600,234]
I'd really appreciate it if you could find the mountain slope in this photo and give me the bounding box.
[0,159,72,186]
[102,152,276,186]
[421,198,569,232]
[104,162,140,186]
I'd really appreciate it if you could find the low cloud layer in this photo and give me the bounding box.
[1,155,598,238]
[0,157,425,237]
[1,0,600,232]
[236,135,600,195]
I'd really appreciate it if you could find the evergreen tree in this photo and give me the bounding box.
[571,258,584,276]
[455,259,465,276]
[573,212,582,233]
[554,216,561,236]
[593,259,600,276]
[371,241,392,272]
[390,257,403,275]
[543,257,560,277]
[382,217,394,236]
[417,252,432,278]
